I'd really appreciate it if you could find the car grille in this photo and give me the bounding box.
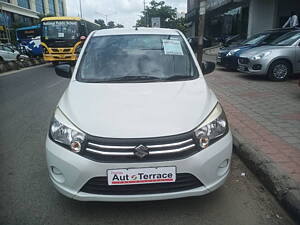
[81,132,200,163]
[238,57,250,64]
[80,173,203,195]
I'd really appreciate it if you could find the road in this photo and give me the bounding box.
[0,65,297,225]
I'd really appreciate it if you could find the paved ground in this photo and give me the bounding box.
[205,58,300,184]
[0,65,297,225]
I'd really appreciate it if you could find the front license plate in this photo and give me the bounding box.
[107,167,176,186]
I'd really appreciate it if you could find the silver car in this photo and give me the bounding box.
[0,44,20,62]
[237,31,300,81]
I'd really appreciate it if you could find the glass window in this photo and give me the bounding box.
[48,0,55,15]
[58,0,64,16]
[35,0,44,14]
[77,35,199,83]
[42,20,79,40]
[271,32,300,46]
[17,0,30,9]
[242,34,269,45]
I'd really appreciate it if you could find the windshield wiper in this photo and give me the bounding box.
[106,75,162,82]
[163,75,193,81]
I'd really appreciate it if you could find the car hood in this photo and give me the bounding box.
[58,78,218,138]
[220,45,254,55]
[239,45,286,57]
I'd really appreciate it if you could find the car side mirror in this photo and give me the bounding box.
[201,61,215,75]
[55,64,72,78]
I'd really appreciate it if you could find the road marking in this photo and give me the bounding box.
[47,80,62,89]
[0,64,50,78]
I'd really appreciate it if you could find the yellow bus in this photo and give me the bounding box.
[41,17,100,65]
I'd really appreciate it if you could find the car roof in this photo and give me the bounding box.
[93,27,180,37]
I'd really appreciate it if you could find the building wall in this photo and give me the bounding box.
[247,0,277,37]
[0,0,67,27]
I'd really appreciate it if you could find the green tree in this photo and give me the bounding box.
[136,0,186,33]
[94,19,124,29]
[94,19,107,29]
[107,21,115,29]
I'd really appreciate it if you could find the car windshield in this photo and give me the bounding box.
[42,20,79,40]
[270,32,300,46]
[77,34,199,83]
[242,33,269,45]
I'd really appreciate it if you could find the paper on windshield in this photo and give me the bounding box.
[58,33,65,38]
[162,39,183,56]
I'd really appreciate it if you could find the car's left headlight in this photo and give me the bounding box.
[194,103,229,149]
[251,51,271,60]
[226,49,240,56]
[49,108,86,153]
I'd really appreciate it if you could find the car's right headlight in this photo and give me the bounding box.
[49,108,85,153]
[194,103,229,149]
[251,51,271,60]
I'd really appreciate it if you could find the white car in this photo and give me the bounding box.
[0,44,20,62]
[47,28,232,201]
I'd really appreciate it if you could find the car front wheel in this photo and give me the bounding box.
[268,60,291,81]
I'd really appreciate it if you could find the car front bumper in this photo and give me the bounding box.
[216,56,238,70]
[43,54,77,62]
[46,132,233,202]
[237,57,270,75]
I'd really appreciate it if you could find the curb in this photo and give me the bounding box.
[232,130,300,221]
[0,58,46,74]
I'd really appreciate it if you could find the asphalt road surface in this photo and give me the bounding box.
[0,65,297,225]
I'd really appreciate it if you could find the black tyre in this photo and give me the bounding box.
[268,60,291,81]
[0,57,4,63]
[16,55,20,61]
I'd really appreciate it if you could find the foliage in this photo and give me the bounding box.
[136,0,186,33]
[94,19,124,29]
[94,19,107,29]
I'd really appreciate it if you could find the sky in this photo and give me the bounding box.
[66,0,187,27]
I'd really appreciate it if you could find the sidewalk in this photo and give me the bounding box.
[204,57,300,219]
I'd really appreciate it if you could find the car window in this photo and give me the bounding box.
[77,34,199,83]
[242,34,268,45]
[3,46,13,52]
[263,32,288,43]
[271,32,300,46]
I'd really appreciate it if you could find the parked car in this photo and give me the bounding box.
[237,30,300,81]
[217,28,298,70]
[46,28,232,201]
[0,44,20,62]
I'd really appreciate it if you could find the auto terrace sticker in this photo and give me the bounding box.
[162,39,184,56]
[107,167,176,185]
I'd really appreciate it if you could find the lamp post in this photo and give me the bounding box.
[79,0,83,18]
